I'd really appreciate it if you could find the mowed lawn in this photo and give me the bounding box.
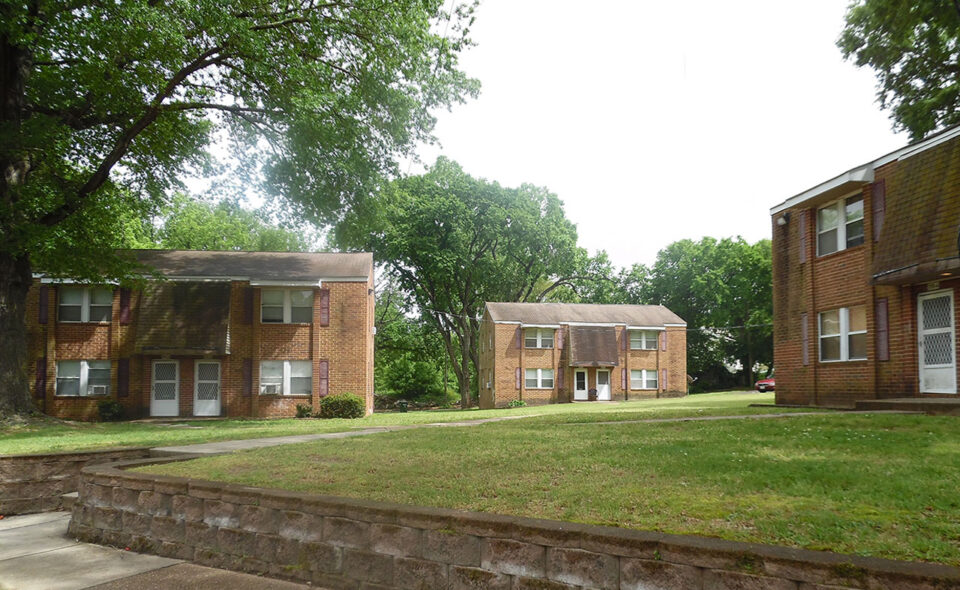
[142,412,960,566]
[1,391,792,455]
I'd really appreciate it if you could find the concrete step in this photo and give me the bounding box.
[60,492,78,511]
[855,397,960,415]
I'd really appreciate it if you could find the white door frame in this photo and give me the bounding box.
[150,360,180,417]
[193,360,222,416]
[573,369,588,401]
[596,369,611,401]
[918,289,957,394]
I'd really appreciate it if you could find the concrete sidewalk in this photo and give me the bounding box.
[0,512,309,590]
[153,414,532,455]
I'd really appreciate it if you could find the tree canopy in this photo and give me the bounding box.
[0,1,477,416]
[335,157,587,406]
[839,0,960,140]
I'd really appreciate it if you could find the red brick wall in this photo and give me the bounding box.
[26,261,375,420]
[772,156,960,407]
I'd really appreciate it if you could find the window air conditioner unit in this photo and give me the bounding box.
[90,384,109,396]
[261,384,281,395]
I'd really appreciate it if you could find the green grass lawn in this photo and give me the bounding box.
[0,391,793,455]
[142,412,960,566]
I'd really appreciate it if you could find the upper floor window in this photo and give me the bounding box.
[261,289,313,324]
[56,360,111,396]
[817,196,864,256]
[59,287,112,323]
[819,306,867,362]
[629,330,659,350]
[524,328,554,349]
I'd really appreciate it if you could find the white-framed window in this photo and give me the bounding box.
[630,369,658,390]
[261,289,314,324]
[56,360,111,396]
[819,306,867,362]
[817,195,864,256]
[524,328,554,349]
[524,368,554,389]
[629,330,659,350]
[58,287,113,323]
[259,360,312,395]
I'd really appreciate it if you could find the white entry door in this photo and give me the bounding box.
[596,370,611,400]
[194,360,221,416]
[574,370,588,400]
[151,360,179,417]
[918,290,957,394]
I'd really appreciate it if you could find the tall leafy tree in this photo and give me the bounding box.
[335,158,585,407]
[839,1,960,140]
[0,1,477,416]
[156,195,316,252]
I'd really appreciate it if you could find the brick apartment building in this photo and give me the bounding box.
[771,125,960,407]
[26,250,374,420]
[477,303,687,408]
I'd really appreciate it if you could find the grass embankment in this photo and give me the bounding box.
[0,391,788,455]
[143,412,960,565]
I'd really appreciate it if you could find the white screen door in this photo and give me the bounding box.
[574,370,588,400]
[151,360,179,416]
[919,291,957,394]
[596,370,611,400]
[194,360,221,416]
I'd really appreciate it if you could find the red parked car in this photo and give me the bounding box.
[755,371,775,392]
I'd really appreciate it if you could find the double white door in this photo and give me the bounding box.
[150,360,222,416]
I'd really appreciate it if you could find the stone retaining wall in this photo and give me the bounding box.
[70,456,960,590]
[0,447,152,515]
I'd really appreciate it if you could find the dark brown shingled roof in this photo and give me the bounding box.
[130,250,372,282]
[569,326,620,367]
[485,302,685,326]
[134,282,231,355]
[873,137,960,285]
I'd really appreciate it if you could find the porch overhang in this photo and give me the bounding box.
[873,256,960,286]
[568,326,619,368]
[134,282,231,355]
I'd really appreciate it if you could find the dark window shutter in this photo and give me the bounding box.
[876,299,890,361]
[242,358,252,396]
[872,179,886,241]
[556,329,564,350]
[117,358,130,397]
[515,367,521,389]
[622,330,628,351]
[243,287,255,324]
[38,286,48,325]
[34,357,47,398]
[318,360,329,396]
[798,209,808,263]
[515,326,522,349]
[119,288,132,325]
[660,331,667,351]
[801,313,809,366]
[661,369,667,391]
[557,367,564,390]
[621,368,627,389]
[319,289,330,327]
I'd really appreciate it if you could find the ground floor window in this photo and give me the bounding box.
[260,360,312,395]
[630,369,658,390]
[525,368,554,389]
[56,360,111,396]
[819,306,866,362]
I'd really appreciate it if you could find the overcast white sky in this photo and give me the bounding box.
[413,0,907,268]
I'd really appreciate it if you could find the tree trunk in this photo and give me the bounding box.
[0,250,36,418]
[459,327,472,408]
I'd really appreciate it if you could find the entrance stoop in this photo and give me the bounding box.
[855,397,960,415]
